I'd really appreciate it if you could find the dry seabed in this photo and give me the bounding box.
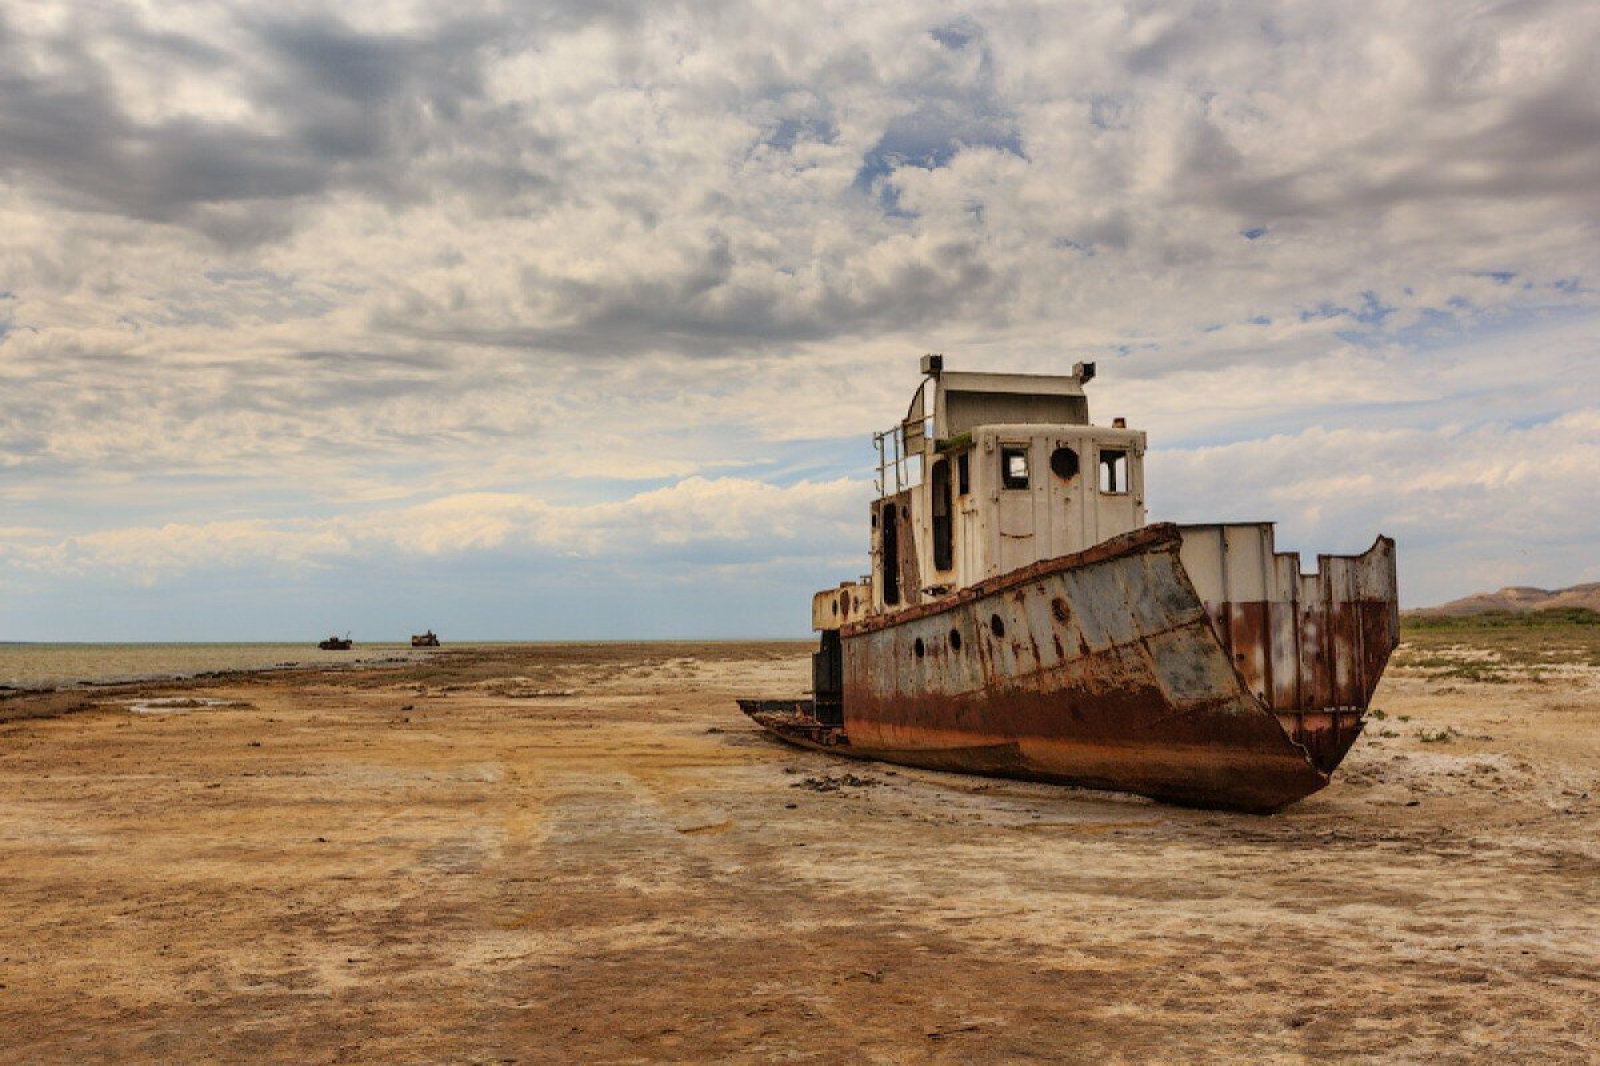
[0,641,1595,1063]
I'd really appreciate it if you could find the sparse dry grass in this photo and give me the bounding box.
[1395,613,1600,683]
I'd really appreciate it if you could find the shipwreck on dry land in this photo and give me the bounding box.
[741,356,1399,811]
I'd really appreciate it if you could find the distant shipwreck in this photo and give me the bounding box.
[741,357,1398,812]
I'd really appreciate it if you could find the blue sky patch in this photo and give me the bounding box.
[1355,290,1397,325]
[1298,302,1351,322]
[854,102,1025,193]
[930,19,981,50]
[765,115,837,152]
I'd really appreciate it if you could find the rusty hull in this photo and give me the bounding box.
[745,523,1398,812]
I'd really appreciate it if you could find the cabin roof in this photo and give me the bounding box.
[923,368,1094,438]
[937,370,1088,398]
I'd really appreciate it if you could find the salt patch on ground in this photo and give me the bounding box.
[123,697,239,715]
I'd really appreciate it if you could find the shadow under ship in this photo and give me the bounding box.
[740,357,1398,812]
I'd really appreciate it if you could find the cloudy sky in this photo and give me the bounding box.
[2,0,1597,641]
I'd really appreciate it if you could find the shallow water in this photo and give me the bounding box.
[0,642,435,691]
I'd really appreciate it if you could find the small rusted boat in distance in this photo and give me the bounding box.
[318,635,353,651]
[739,356,1399,812]
[411,631,440,647]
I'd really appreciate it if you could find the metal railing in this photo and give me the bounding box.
[873,418,928,496]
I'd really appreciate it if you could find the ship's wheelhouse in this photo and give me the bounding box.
[815,359,1147,627]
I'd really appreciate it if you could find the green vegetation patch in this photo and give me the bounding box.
[1395,611,1600,680]
[1405,607,1600,630]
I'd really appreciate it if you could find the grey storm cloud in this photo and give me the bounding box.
[380,233,1005,359]
[0,8,525,243]
[1158,6,1600,223]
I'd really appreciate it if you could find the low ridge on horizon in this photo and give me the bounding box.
[1410,582,1600,617]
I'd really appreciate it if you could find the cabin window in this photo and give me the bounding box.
[1001,447,1030,490]
[957,452,970,495]
[1050,445,1080,480]
[930,459,954,572]
[1098,448,1129,494]
[880,502,901,605]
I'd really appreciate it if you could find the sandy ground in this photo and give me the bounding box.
[0,640,1596,1064]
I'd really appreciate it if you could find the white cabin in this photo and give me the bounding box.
[815,357,1148,630]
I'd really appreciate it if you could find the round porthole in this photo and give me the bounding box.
[990,614,1005,638]
[1051,597,1070,623]
[914,638,925,659]
[949,628,963,652]
[1050,446,1080,480]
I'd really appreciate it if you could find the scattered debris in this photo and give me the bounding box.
[677,820,733,835]
[792,773,881,792]
[839,969,884,984]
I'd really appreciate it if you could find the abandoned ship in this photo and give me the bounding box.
[740,356,1399,812]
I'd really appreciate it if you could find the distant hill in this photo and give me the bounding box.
[1411,582,1600,617]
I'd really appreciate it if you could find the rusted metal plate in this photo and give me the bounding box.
[836,525,1329,811]
[871,490,923,609]
[812,581,872,631]
[1180,525,1398,714]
